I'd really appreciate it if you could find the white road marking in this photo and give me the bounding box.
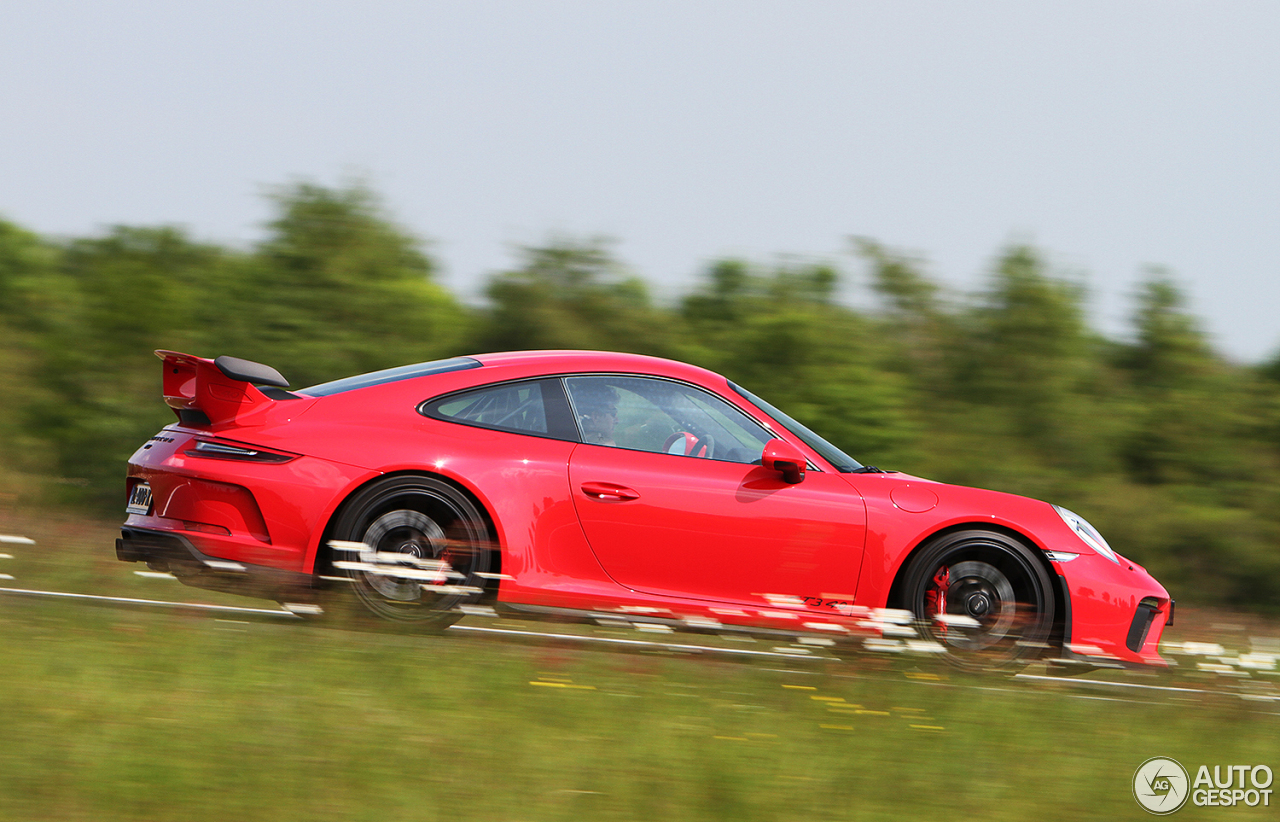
[0,587,300,618]
[448,624,840,661]
[0,535,35,545]
[1013,672,1279,700]
[456,604,498,617]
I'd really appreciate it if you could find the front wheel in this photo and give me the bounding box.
[330,476,493,627]
[902,530,1056,670]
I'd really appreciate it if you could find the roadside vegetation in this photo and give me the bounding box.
[2,182,1280,611]
[1,520,1277,822]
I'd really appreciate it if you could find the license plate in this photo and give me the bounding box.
[127,482,154,516]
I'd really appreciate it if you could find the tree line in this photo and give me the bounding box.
[2,183,1278,609]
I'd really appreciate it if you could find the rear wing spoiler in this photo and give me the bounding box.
[156,350,293,426]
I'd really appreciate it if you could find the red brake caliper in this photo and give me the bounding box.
[433,540,457,586]
[924,566,950,636]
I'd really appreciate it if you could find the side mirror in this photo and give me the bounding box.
[762,438,807,484]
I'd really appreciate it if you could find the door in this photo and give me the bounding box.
[564,375,867,607]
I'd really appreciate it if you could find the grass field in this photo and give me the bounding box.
[2,509,1278,821]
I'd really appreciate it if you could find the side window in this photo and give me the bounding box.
[421,379,577,440]
[564,376,774,464]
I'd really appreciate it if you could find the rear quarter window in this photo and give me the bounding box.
[420,379,578,441]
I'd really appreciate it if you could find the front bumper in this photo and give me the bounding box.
[1053,551,1173,667]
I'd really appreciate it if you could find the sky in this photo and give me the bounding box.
[2,1,1278,361]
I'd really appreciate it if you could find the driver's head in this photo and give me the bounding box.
[577,383,619,442]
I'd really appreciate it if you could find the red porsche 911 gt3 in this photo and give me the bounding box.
[118,349,1173,669]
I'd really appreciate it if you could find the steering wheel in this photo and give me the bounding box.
[663,431,714,459]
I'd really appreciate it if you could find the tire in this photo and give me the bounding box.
[901,530,1055,670]
[330,475,493,627]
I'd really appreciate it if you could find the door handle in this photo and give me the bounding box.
[580,482,641,501]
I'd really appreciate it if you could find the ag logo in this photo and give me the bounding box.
[1134,757,1190,814]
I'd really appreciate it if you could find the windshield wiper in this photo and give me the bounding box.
[849,465,893,474]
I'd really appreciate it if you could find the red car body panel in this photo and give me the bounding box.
[121,349,1172,667]
[568,444,867,605]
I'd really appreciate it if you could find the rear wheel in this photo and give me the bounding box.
[330,476,492,627]
[902,530,1055,670]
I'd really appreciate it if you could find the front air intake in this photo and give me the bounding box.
[1125,598,1162,653]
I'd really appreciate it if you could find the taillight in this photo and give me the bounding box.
[185,439,298,463]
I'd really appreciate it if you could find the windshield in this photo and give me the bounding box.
[729,382,864,473]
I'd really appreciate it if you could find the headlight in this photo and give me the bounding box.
[1052,505,1120,564]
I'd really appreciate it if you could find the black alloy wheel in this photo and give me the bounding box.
[331,475,492,626]
[902,530,1056,670]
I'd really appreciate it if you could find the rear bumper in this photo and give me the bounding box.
[124,425,379,575]
[117,527,316,602]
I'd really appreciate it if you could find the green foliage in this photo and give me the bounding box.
[236,183,470,387]
[1123,272,1216,388]
[19,226,227,507]
[1,184,1279,608]
[1113,273,1255,488]
[858,243,1120,492]
[0,220,56,323]
[859,237,941,319]
[9,184,470,510]
[0,220,61,488]
[475,239,669,356]
[681,258,916,464]
[958,247,1106,466]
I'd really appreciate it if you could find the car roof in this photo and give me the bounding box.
[297,350,733,402]
[471,350,727,384]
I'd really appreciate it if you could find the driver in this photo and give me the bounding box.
[576,383,620,446]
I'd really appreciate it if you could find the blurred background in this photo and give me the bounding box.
[3,4,1280,818]
[4,1,1280,611]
